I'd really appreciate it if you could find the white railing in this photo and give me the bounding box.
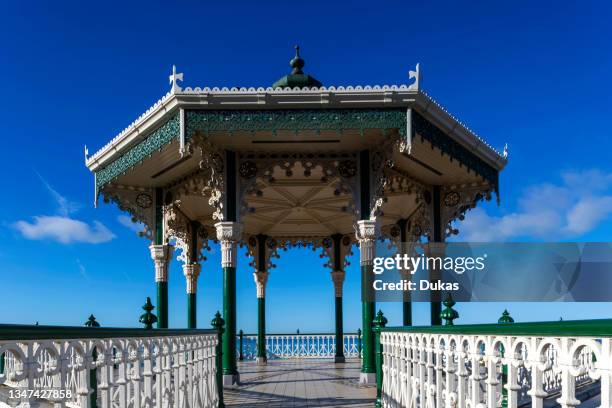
[238,333,361,359]
[0,326,220,408]
[379,323,610,408]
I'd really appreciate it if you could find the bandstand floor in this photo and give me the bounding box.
[225,358,376,407]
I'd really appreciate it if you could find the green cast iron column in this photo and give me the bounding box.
[152,187,171,329]
[257,298,266,362]
[397,219,412,326]
[358,149,376,384]
[430,186,442,326]
[331,233,345,363]
[216,150,241,385]
[255,234,268,364]
[187,293,197,328]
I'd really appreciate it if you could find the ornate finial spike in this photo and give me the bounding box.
[498,309,515,324]
[84,145,89,162]
[139,297,158,329]
[211,311,225,333]
[85,314,100,327]
[440,293,459,325]
[290,45,305,74]
[169,65,184,93]
[372,310,388,330]
[408,63,420,91]
[503,143,509,159]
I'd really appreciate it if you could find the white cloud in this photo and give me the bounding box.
[457,170,612,242]
[14,174,115,244]
[117,215,144,233]
[15,216,115,244]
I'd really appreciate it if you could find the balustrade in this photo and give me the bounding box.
[378,320,610,408]
[0,325,220,408]
[237,333,361,360]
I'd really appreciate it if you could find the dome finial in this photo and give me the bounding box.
[290,44,305,75]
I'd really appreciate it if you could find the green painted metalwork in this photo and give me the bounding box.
[139,297,158,329]
[357,328,362,355]
[430,186,443,325]
[373,310,388,408]
[211,311,225,408]
[0,353,4,375]
[361,265,376,374]
[440,293,459,326]
[95,114,180,190]
[334,296,344,361]
[222,266,237,376]
[186,109,407,139]
[380,318,612,337]
[412,110,499,188]
[257,298,266,361]
[155,188,164,245]
[94,108,500,192]
[84,314,100,327]
[187,293,197,328]
[272,45,323,89]
[498,309,515,324]
[238,330,244,361]
[156,282,168,329]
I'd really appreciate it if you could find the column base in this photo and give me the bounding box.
[222,373,240,387]
[334,355,346,363]
[359,372,376,384]
[255,357,267,365]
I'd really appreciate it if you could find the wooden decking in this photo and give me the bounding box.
[225,359,376,407]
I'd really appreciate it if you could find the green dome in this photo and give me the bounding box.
[273,45,322,89]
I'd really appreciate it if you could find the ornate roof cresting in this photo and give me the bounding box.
[169,65,183,94]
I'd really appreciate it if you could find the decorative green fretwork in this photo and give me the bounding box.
[93,108,500,192]
[185,109,408,138]
[95,114,180,190]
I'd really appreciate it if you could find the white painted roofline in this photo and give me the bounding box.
[85,85,507,172]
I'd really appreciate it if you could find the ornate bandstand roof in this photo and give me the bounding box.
[85,48,507,243]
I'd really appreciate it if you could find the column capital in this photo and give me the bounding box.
[356,219,379,241]
[215,222,243,242]
[253,271,269,298]
[215,222,243,268]
[356,220,378,266]
[149,244,174,282]
[331,270,345,297]
[183,263,201,294]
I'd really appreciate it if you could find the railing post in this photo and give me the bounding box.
[211,311,226,408]
[357,328,362,355]
[440,293,459,325]
[139,297,158,329]
[84,314,100,408]
[238,329,244,361]
[498,310,514,408]
[372,310,388,408]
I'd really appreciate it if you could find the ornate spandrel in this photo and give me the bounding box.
[245,235,280,272]
[101,184,155,240]
[184,132,225,221]
[164,203,213,264]
[439,183,493,238]
[318,234,354,273]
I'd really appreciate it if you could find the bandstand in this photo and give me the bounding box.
[84,47,506,389]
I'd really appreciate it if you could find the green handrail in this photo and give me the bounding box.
[381,318,612,337]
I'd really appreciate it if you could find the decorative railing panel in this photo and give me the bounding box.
[0,325,219,408]
[379,320,612,408]
[238,333,361,360]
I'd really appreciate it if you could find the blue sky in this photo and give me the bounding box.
[1,1,612,331]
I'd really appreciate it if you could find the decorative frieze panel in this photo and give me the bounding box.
[185,109,408,139]
[101,184,155,241]
[95,114,180,191]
